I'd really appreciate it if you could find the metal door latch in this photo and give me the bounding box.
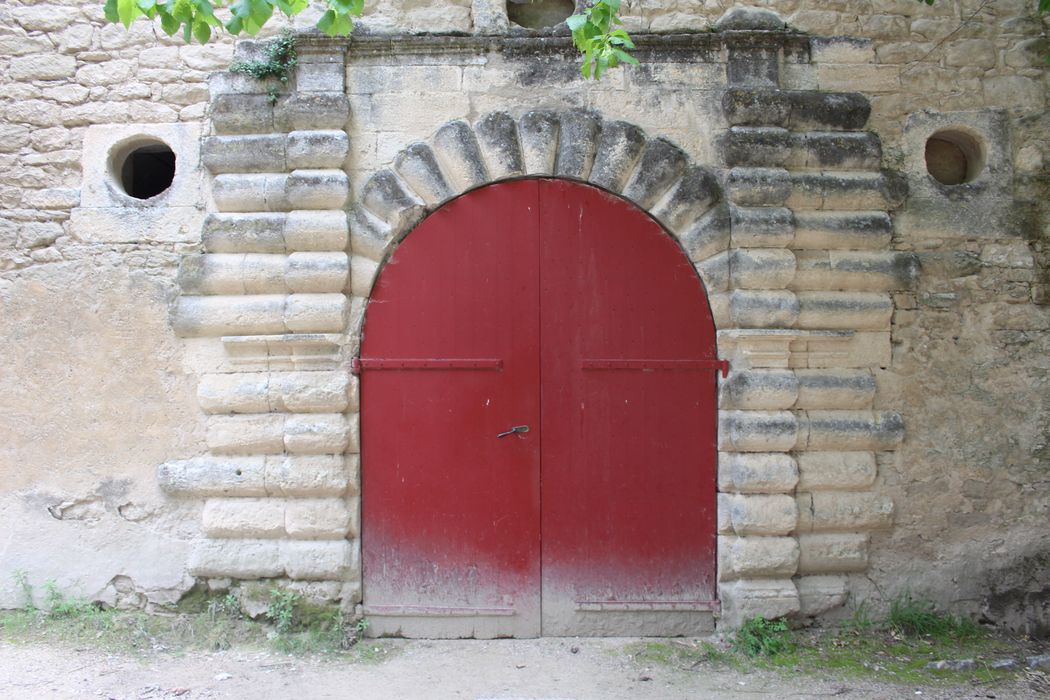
[497,425,529,438]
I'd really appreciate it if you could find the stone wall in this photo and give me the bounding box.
[0,0,1047,633]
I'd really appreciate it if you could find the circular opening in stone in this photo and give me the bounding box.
[111,138,176,200]
[507,0,575,29]
[924,129,985,186]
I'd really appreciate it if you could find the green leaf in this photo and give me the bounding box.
[117,0,143,27]
[159,10,180,34]
[611,47,638,65]
[193,17,212,42]
[103,0,120,22]
[566,13,587,31]
[316,8,354,36]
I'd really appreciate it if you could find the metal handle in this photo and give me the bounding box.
[497,425,529,438]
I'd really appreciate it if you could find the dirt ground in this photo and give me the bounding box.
[1,637,1047,700]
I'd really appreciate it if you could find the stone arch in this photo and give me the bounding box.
[346,109,730,321]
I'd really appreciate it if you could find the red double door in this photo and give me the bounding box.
[360,179,718,637]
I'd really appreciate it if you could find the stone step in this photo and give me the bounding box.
[723,127,882,171]
[179,252,348,295]
[158,454,355,498]
[172,293,347,337]
[722,87,871,131]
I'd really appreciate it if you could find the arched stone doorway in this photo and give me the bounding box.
[358,177,721,637]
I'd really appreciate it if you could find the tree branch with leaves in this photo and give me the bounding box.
[104,0,635,77]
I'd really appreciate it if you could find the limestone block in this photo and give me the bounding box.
[796,575,849,617]
[792,211,892,250]
[284,413,351,454]
[721,88,870,131]
[296,62,345,93]
[189,540,283,579]
[285,498,354,539]
[264,454,352,497]
[173,294,346,337]
[285,210,349,251]
[519,110,560,176]
[795,292,892,330]
[203,498,286,538]
[719,494,798,536]
[798,533,869,573]
[207,414,284,454]
[212,174,286,213]
[679,204,731,263]
[786,91,872,131]
[202,135,286,174]
[790,132,882,171]
[718,452,799,494]
[286,130,349,170]
[718,578,800,627]
[394,143,454,206]
[197,371,351,414]
[720,369,799,410]
[210,94,274,135]
[788,172,907,211]
[589,120,647,194]
[180,254,275,295]
[157,456,267,497]
[730,206,794,249]
[350,255,381,297]
[794,370,875,410]
[722,127,791,168]
[622,138,688,210]
[281,540,355,580]
[696,251,729,294]
[273,92,350,132]
[792,251,919,291]
[725,167,791,206]
[729,249,796,290]
[9,54,77,81]
[651,166,720,236]
[285,169,350,210]
[286,252,350,293]
[474,112,525,180]
[203,214,286,254]
[543,110,597,181]
[432,120,488,193]
[729,290,800,328]
[285,293,347,333]
[719,410,798,452]
[718,536,798,582]
[716,7,785,30]
[796,491,894,532]
[797,451,876,491]
[802,410,904,451]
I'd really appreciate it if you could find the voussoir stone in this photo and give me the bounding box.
[474,112,525,180]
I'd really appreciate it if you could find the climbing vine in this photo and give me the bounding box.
[229,29,297,102]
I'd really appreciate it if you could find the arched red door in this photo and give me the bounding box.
[360,179,718,638]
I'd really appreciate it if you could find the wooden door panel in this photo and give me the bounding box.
[361,181,542,638]
[537,180,718,636]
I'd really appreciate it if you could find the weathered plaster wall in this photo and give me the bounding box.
[0,0,1047,633]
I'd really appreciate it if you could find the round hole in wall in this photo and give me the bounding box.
[507,0,575,29]
[924,129,985,186]
[110,138,176,200]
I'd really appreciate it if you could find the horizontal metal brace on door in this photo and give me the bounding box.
[351,357,503,374]
[575,599,721,613]
[581,359,730,377]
